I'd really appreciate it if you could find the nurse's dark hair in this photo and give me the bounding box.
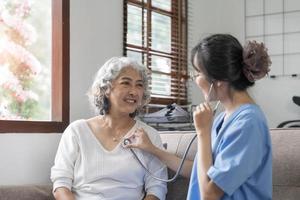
[191,34,271,91]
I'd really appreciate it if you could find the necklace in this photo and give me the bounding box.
[111,129,129,142]
[112,131,122,142]
[112,136,120,142]
[111,121,135,142]
[100,117,135,142]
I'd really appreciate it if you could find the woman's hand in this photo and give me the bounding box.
[124,128,155,153]
[193,102,213,135]
[125,127,194,177]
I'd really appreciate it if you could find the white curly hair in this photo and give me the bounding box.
[87,57,151,116]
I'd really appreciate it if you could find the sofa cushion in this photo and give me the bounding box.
[271,128,300,187]
[0,185,54,200]
[273,186,300,200]
[166,170,190,200]
[160,132,197,160]
[270,128,300,200]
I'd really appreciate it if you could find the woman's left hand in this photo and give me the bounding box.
[193,102,213,135]
[124,128,155,153]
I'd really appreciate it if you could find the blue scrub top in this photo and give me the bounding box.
[187,104,272,200]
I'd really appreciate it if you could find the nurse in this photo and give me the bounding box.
[126,34,273,200]
[187,34,272,200]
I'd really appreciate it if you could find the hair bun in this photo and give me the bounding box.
[242,41,271,82]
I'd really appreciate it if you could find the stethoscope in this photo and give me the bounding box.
[123,133,197,183]
[124,83,220,183]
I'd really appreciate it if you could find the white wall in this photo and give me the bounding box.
[1,0,299,185]
[0,134,61,185]
[188,0,245,105]
[251,77,300,127]
[70,0,123,121]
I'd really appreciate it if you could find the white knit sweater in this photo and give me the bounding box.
[51,119,167,200]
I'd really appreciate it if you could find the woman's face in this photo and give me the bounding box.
[192,54,216,102]
[108,67,144,116]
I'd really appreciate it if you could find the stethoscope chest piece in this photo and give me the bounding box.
[123,138,131,146]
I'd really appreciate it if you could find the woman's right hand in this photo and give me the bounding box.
[124,128,155,153]
[125,128,193,178]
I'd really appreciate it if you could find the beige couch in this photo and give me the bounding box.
[0,128,299,200]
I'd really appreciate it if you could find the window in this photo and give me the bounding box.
[0,0,69,133]
[123,0,188,105]
[245,0,300,77]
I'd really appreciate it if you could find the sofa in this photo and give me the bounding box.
[0,128,299,200]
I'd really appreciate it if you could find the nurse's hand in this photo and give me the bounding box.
[193,102,213,135]
[124,128,155,153]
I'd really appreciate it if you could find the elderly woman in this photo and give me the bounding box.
[51,57,167,200]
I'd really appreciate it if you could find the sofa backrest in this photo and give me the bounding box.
[270,128,300,200]
[160,128,300,200]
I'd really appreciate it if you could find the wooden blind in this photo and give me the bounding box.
[123,0,188,105]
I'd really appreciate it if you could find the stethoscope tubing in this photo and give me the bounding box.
[127,134,197,183]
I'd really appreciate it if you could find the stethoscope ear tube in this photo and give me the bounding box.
[128,134,197,183]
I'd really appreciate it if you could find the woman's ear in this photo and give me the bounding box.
[216,81,222,87]
[216,81,229,89]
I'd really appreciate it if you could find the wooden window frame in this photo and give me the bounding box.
[0,0,70,133]
[123,0,188,105]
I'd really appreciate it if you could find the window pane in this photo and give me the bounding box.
[285,12,300,33]
[284,54,300,74]
[246,0,263,16]
[265,0,282,14]
[269,55,283,76]
[0,0,51,121]
[284,33,300,54]
[127,50,143,64]
[151,73,171,95]
[152,0,171,11]
[127,5,142,46]
[246,16,264,37]
[151,55,171,73]
[285,0,300,12]
[265,35,283,55]
[151,12,171,52]
[265,14,283,35]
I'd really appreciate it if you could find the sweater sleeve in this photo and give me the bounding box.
[51,124,79,192]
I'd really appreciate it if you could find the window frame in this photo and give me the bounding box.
[123,0,188,105]
[0,0,70,133]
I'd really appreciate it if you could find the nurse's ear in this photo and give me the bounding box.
[215,80,228,89]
